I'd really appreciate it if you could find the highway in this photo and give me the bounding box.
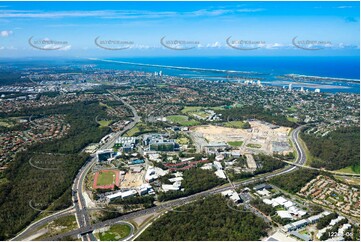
[72,93,140,241]
[43,125,308,241]
[10,207,76,241]
[9,93,139,242]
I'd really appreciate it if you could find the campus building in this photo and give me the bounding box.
[143,133,179,152]
[96,149,115,162]
[115,136,138,153]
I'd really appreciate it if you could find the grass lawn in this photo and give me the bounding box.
[95,224,132,241]
[35,215,78,240]
[97,171,116,186]
[192,111,209,119]
[167,115,188,122]
[166,115,200,126]
[335,165,359,174]
[99,102,111,108]
[98,120,113,127]
[177,137,190,145]
[227,141,244,147]
[246,143,262,149]
[287,106,297,112]
[181,106,204,113]
[0,117,19,128]
[125,126,140,136]
[286,117,298,122]
[53,215,77,229]
[224,121,250,129]
[181,106,225,114]
[125,123,157,137]
[0,121,13,127]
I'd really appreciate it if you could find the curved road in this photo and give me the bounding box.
[10,94,140,242]
[43,125,307,241]
[10,206,75,241]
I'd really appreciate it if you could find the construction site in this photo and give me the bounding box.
[189,120,293,155]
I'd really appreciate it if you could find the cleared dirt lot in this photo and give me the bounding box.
[120,171,144,188]
[190,120,292,155]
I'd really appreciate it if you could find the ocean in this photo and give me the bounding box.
[92,56,360,94]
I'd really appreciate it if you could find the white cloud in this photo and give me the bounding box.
[206,42,223,48]
[1,30,12,37]
[0,7,264,19]
[264,43,284,49]
[0,45,17,50]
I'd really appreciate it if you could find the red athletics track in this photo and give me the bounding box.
[92,169,120,190]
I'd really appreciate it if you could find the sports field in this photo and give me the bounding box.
[97,171,115,185]
[93,170,120,190]
[166,115,200,126]
[227,141,244,147]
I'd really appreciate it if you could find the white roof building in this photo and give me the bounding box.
[169,177,184,183]
[148,153,161,161]
[221,190,240,203]
[277,210,293,220]
[307,211,330,223]
[317,227,331,239]
[180,157,195,162]
[145,166,158,182]
[162,184,181,192]
[284,201,294,208]
[273,196,288,206]
[283,224,294,232]
[201,163,213,170]
[288,206,299,214]
[330,216,345,226]
[230,192,241,203]
[298,210,307,217]
[121,190,137,199]
[106,189,137,201]
[213,161,223,170]
[263,198,273,205]
[292,219,308,228]
[139,183,152,190]
[221,190,234,197]
[174,171,183,177]
[215,154,225,161]
[338,224,351,235]
[106,191,123,201]
[154,167,168,177]
[215,169,226,179]
[257,189,271,197]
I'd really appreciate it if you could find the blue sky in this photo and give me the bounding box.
[0,1,359,57]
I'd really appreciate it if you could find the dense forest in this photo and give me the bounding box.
[157,168,225,201]
[251,198,276,216]
[301,126,360,172]
[0,101,111,240]
[227,155,285,182]
[0,70,23,85]
[316,213,338,230]
[269,169,319,194]
[254,154,287,175]
[216,106,297,127]
[137,195,269,241]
